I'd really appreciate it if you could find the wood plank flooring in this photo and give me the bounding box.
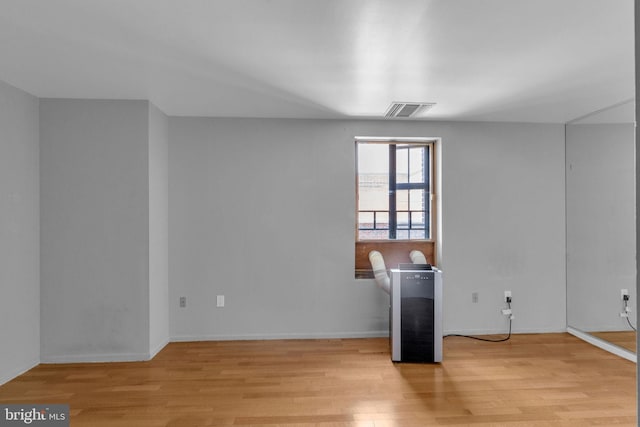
[0,334,636,426]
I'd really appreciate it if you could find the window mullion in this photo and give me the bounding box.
[388,144,397,239]
[424,145,430,238]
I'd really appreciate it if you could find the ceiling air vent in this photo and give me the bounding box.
[384,102,436,119]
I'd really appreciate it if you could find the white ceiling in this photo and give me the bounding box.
[0,0,634,123]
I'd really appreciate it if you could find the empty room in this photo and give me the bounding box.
[0,0,638,426]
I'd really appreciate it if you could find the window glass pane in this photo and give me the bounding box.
[396,230,409,240]
[357,144,389,212]
[359,229,388,240]
[410,210,425,229]
[377,211,389,229]
[396,190,408,211]
[409,189,425,211]
[410,229,426,240]
[396,146,408,184]
[358,211,374,229]
[409,146,426,183]
[397,211,409,229]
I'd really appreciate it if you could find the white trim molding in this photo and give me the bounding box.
[567,326,636,363]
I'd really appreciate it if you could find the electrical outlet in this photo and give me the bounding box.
[504,290,512,302]
[216,295,225,308]
[472,292,479,303]
[621,289,629,300]
[179,296,186,308]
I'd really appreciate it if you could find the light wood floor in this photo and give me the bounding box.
[0,334,636,426]
[591,330,636,353]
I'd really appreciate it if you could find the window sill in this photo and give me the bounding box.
[354,240,436,279]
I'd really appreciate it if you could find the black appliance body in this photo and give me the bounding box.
[390,267,443,363]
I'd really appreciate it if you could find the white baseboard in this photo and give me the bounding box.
[567,326,637,363]
[0,359,39,386]
[149,338,170,359]
[171,327,570,343]
[41,352,151,364]
[575,325,637,333]
[170,330,390,342]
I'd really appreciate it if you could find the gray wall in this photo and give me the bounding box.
[169,118,567,340]
[0,81,40,384]
[566,123,636,332]
[0,92,568,378]
[148,103,170,356]
[40,99,152,362]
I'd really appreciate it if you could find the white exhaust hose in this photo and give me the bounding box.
[409,250,428,265]
[368,250,390,294]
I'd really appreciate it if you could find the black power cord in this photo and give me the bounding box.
[623,295,636,331]
[444,299,513,342]
[626,317,636,332]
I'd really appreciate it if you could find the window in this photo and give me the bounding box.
[356,141,433,241]
[354,138,437,278]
